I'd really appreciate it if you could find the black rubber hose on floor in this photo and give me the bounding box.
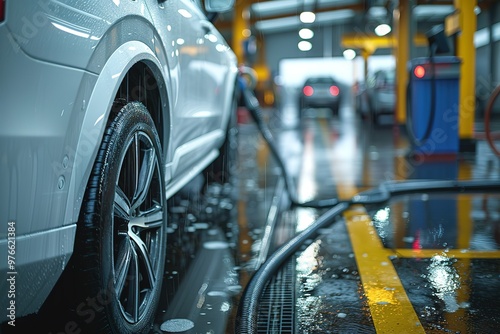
[234,179,500,334]
[237,75,500,334]
[241,88,339,209]
[234,201,350,334]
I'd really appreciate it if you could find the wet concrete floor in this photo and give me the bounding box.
[152,102,500,333]
[6,104,500,334]
[279,108,500,333]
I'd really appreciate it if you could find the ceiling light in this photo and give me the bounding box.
[300,11,316,24]
[343,49,356,60]
[299,28,314,39]
[375,24,391,36]
[298,40,312,51]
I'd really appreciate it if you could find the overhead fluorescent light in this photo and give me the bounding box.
[375,24,391,36]
[413,5,454,18]
[298,40,312,51]
[299,28,314,39]
[343,49,356,60]
[255,9,354,33]
[300,11,316,24]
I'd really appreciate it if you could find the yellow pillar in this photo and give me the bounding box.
[361,49,370,81]
[394,1,411,125]
[454,0,477,150]
[232,0,251,64]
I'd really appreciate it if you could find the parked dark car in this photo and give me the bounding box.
[299,76,342,116]
[357,69,396,124]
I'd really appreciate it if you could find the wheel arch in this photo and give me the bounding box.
[114,61,169,149]
[63,41,172,226]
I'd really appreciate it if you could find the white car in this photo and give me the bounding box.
[0,0,237,332]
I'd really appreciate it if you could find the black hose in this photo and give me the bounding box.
[235,201,350,334]
[484,84,500,157]
[234,179,500,334]
[236,74,500,334]
[406,44,438,148]
[241,88,339,208]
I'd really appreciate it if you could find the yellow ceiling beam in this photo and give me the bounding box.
[341,33,428,55]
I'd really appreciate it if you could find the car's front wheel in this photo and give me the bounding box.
[73,101,166,334]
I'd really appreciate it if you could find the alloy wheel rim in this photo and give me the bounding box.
[112,130,164,323]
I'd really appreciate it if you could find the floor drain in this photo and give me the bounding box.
[160,318,195,332]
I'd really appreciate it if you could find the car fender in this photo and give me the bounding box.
[63,40,172,226]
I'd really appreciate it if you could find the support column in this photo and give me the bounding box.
[232,0,251,64]
[454,0,477,152]
[362,49,370,81]
[394,0,411,125]
[490,2,498,94]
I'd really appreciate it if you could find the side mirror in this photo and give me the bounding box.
[205,0,234,13]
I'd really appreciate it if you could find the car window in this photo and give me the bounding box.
[305,77,334,86]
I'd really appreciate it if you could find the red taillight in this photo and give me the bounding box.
[414,65,425,79]
[0,0,5,22]
[303,86,314,97]
[329,85,339,96]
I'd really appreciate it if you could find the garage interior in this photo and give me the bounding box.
[6,0,500,333]
[163,0,500,332]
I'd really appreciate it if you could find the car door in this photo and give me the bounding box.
[198,18,232,130]
[146,0,214,178]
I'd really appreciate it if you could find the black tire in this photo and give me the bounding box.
[331,102,340,116]
[73,101,166,334]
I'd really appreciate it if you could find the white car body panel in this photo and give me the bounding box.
[0,0,237,318]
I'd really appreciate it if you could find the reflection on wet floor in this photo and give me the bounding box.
[154,105,500,333]
[6,103,500,333]
[150,181,242,333]
[370,194,500,251]
[151,120,284,333]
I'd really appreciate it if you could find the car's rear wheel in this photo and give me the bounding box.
[73,101,166,334]
[331,103,340,116]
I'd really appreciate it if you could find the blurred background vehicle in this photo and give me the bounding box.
[299,76,342,116]
[357,69,396,125]
[353,80,366,116]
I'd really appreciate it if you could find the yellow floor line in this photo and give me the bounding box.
[344,210,425,333]
[317,118,425,333]
[314,117,500,333]
[394,249,500,259]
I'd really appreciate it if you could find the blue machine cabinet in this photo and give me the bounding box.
[408,56,461,155]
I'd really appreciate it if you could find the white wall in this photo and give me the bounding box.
[278,55,395,88]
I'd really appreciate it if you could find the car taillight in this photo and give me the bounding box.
[329,85,339,96]
[303,86,314,96]
[0,0,5,22]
